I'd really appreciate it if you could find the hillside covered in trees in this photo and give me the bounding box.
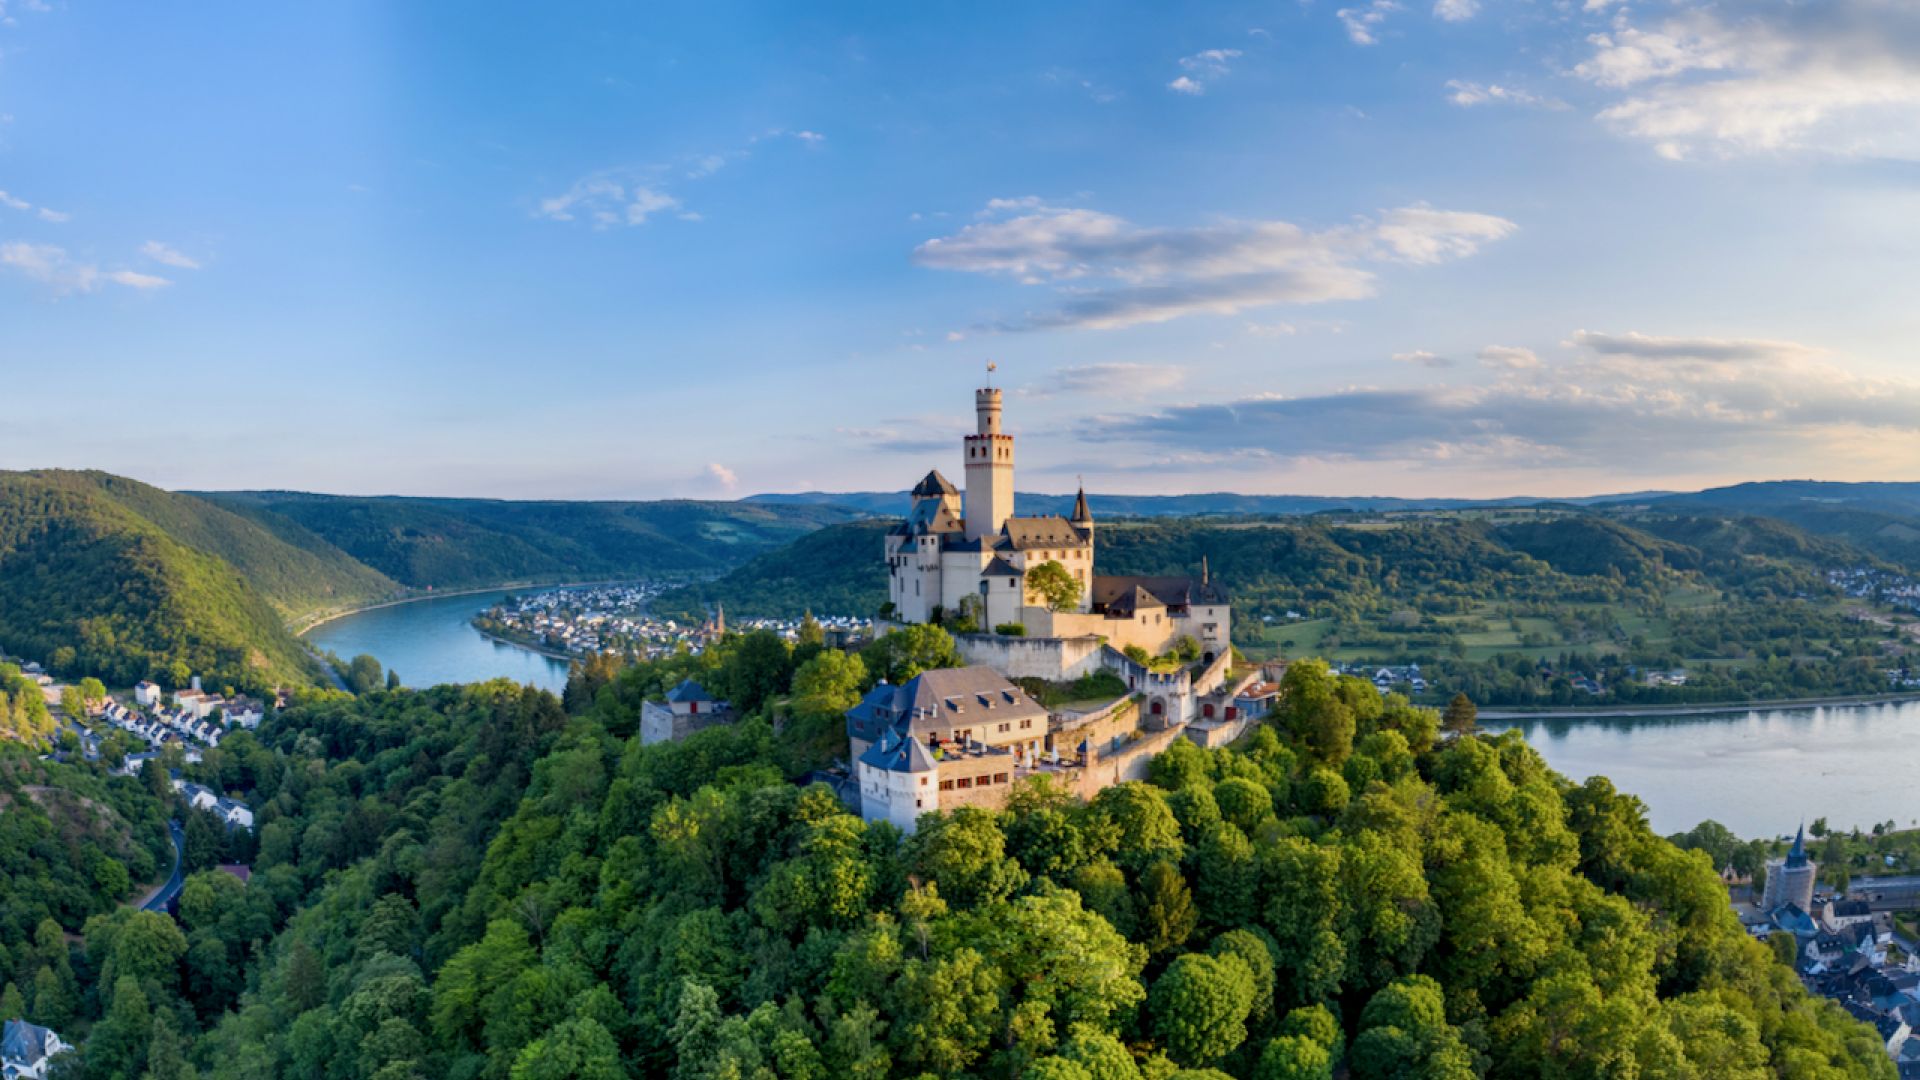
[0,470,866,688]
[0,472,341,691]
[198,490,865,593]
[1,630,1894,1078]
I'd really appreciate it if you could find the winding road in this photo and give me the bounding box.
[136,820,186,913]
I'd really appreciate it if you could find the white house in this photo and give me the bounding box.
[133,681,161,707]
[2,1019,71,1079]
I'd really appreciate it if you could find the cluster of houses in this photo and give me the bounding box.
[173,779,255,831]
[1734,828,1920,1074]
[105,677,263,751]
[1831,567,1920,616]
[1334,663,1431,695]
[480,583,870,661]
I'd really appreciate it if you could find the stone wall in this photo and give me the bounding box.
[953,632,1106,681]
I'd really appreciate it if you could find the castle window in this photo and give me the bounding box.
[997,723,1010,733]
[1019,719,1032,730]
[994,773,1009,784]
[920,776,928,786]
[956,777,972,789]
[939,780,954,791]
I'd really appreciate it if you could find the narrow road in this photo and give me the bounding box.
[136,820,186,913]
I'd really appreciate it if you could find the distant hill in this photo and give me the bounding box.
[1632,481,1920,570]
[654,508,1882,629]
[0,471,338,690]
[743,489,1676,517]
[196,491,867,591]
[652,520,895,622]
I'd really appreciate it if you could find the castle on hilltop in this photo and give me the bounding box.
[850,382,1263,833]
[885,386,1230,660]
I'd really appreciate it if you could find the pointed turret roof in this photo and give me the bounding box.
[1071,485,1092,523]
[1787,823,1809,867]
[912,470,959,498]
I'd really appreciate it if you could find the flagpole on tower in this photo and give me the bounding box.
[985,359,996,388]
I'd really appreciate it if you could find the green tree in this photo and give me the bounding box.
[1027,561,1083,613]
[1137,861,1199,957]
[1149,952,1256,1066]
[860,624,963,686]
[510,1016,624,1080]
[1441,692,1477,738]
[143,1009,197,1080]
[346,654,385,695]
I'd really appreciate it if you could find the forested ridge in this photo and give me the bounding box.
[198,491,866,592]
[0,472,335,692]
[2,630,1893,1079]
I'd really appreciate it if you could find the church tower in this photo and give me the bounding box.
[963,387,1014,541]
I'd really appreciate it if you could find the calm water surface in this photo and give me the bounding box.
[303,589,570,693]
[1484,700,1920,839]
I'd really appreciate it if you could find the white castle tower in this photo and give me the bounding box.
[962,387,1013,541]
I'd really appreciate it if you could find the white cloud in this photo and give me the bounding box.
[537,174,683,228]
[706,463,739,491]
[1,242,170,294]
[1478,345,1542,369]
[913,200,1515,332]
[1079,329,1920,474]
[1392,349,1452,368]
[1168,48,1243,95]
[1575,1,1920,160]
[106,270,170,290]
[1337,1,1400,46]
[1027,363,1188,398]
[1433,0,1478,23]
[0,190,27,211]
[0,188,68,221]
[36,208,68,223]
[1446,80,1568,109]
[141,241,201,269]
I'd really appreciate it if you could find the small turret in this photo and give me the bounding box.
[1787,822,1808,867]
[1071,485,1092,525]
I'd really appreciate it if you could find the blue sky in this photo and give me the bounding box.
[3,0,1919,499]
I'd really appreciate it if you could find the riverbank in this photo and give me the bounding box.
[292,578,661,636]
[1480,690,1920,722]
[472,626,577,662]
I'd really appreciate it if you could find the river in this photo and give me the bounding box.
[303,594,1919,839]
[302,588,571,694]
[1484,700,1920,839]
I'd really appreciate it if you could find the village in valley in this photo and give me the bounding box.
[472,581,870,661]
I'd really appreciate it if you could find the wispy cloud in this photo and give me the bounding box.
[141,241,201,270]
[1478,344,1542,370]
[1,242,170,294]
[1074,329,1920,475]
[1433,0,1478,23]
[1574,0,1920,160]
[913,199,1514,332]
[1446,80,1568,109]
[1337,1,1400,46]
[1392,349,1451,368]
[536,129,825,228]
[706,463,738,491]
[1168,48,1243,95]
[1025,363,1189,399]
[0,188,68,222]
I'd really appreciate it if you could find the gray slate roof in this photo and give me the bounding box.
[911,470,958,498]
[666,679,714,704]
[847,665,1049,746]
[2,1020,59,1065]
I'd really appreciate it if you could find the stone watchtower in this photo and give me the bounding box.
[963,387,1014,541]
[1761,823,1818,913]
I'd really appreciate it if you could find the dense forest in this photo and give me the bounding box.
[1,627,1895,1078]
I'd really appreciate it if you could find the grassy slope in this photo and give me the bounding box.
[0,471,326,689]
[199,490,865,590]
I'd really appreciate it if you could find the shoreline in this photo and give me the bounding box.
[471,626,577,662]
[293,577,660,636]
[1479,690,1920,722]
